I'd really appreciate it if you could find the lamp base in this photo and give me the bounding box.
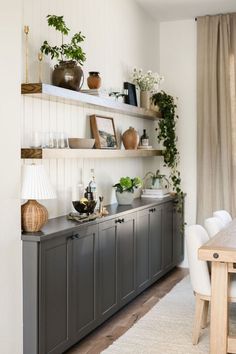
[21,200,48,232]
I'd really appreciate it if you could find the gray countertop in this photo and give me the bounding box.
[22,195,175,242]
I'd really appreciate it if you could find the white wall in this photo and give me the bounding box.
[22,0,161,218]
[0,1,22,353]
[160,19,197,266]
[23,0,159,87]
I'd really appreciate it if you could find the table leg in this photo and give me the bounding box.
[210,261,229,354]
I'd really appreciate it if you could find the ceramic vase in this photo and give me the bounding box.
[140,90,151,109]
[52,60,84,91]
[87,71,101,89]
[122,126,139,149]
[116,191,134,205]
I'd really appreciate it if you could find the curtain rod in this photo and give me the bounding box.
[195,13,232,21]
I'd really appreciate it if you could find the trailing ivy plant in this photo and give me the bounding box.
[41,15,86,65]
[151,91,184,214]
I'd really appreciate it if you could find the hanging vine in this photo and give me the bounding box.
[151,91,184,212]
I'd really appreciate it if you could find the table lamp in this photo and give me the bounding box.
[21,164,56,232]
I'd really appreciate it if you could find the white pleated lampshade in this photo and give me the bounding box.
[21,164,56,200]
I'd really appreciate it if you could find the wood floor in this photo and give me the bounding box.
[66,267,188,354]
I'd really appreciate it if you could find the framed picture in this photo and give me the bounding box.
[123,82,137,106]
[90,115,118,149]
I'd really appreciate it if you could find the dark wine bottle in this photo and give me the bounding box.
[140,129,149,146]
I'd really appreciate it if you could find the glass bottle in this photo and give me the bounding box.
[140,129,149,147]
[89,169,97,201]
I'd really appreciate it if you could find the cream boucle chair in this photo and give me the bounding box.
[213,210,232,226]
[204,216,225,238]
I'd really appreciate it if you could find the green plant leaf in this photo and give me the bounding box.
[151,90,184,222]
[47,15,70,35]
[41,15,86,64]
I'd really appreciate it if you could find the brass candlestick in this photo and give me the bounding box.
[24,25,30,83]
[38,52,43,83]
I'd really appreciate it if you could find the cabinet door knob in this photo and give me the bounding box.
[149,208,153,213]
[115,219,119,224]
[153,208,156,212]
[74,234,80,239]
[71,235,76,240]
[121,218,124,223]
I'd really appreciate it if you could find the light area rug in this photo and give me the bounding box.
[102,276,236,354]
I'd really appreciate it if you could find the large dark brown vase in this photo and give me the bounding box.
[52,60,84,91]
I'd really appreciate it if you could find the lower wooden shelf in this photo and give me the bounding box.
[21,148,163,159]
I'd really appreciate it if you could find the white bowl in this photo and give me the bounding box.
[68,138,95,149]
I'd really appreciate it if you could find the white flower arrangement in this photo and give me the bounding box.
[131,68,164,91]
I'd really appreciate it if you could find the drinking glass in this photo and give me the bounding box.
[30,132,42,148]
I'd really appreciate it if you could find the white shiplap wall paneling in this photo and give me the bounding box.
[22,0,160,218]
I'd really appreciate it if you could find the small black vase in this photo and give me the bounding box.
[52,60,84,91]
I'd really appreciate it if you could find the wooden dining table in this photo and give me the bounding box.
[199,219,236,354]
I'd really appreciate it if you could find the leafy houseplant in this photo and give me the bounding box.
[41,15,86,91]
[113,176,142,205]
[151,91,184,212]
[144,169,169,189]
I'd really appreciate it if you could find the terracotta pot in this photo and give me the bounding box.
[116,191,134,205]
[87,71,101,89]
[140,90,151,109]
[122,127,139,150]
[52,60,84,91]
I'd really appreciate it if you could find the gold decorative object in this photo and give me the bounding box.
[98,196,104,215]
[101,207,109,216]
[24,25,30,83]
[38,52,43,83]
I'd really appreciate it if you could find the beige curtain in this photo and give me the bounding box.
[197,13,236,223]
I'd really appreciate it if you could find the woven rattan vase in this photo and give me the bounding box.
[21,200,48,232]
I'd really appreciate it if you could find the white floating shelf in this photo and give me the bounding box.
[21,148,163,159]
[21,83,162,121]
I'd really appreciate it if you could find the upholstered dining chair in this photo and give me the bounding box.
[186,224,236,345]
[204,216,225,238]
[213,210,232,226]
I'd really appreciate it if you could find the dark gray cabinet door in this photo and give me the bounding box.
[71,225,98,341]
[98,213,136,315]
[162,202,174,271]
[149,206,163,282]
[98,219,118,320]
[39,233,71,354]
[117,213,136,306]
[136,208,150,293]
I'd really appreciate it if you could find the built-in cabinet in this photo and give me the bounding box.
[21,84,184,354]
[22,198,184,354]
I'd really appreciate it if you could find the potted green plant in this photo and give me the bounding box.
[41,15,86,91]
[143,169,169,189]
[113,176,142,205]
